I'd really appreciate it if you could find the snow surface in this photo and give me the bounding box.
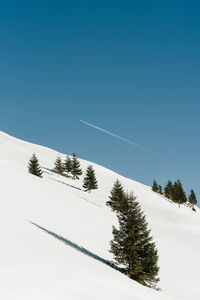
[0,131,200,300]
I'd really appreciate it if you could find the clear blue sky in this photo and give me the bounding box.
[0,0,200,202]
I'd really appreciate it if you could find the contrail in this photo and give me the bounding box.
[80,120,148,151]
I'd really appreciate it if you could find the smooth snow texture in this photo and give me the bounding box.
[0,131,199,300]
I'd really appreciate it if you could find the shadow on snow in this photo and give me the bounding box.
[47,177,82,191]
[29,221,123,273]
[42,167,70,178]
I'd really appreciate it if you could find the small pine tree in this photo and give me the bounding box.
[152,180,159,192]
[158,185,163,195]
[106,179,126,212]
[71,153,82,179]
[164,180,174,200]
[64,156,72,176]
[82,165,98,192]
[28,153,43,178]
[54,156,64,174]
[188,189,197,207]
[110,192,159,288]
[172,180,187,206]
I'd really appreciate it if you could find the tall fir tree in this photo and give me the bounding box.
[82,165,98,192]
[152,180,159,192]
[54,156,64,174]
[28,153,43,178]
[158,185,163,195]
[71,153,83,179]
[106,179,126,212]
[172,180,187,206]
[64,155,72,176]
[164,180,174,200]
[188,189,197,206]
[110,192,159,288]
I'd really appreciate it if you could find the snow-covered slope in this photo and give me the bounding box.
[0,131,199,300]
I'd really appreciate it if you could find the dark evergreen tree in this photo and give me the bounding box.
[158,185,163,195]
[172,180,187,206]
[106,179,126,212]
[28,153,43,178]
[71,153,82,179]
[82,165,98,192]
[188,189,197,206]
[164,180,174,200]
[64,155,72,176]
[110,192,159,288]
[54,156,64,174]
[152,180,159,192]
[172,181,178,202]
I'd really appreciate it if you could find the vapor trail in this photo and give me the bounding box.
[80,120,148,151]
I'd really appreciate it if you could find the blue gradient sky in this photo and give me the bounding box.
[0,0,200,202]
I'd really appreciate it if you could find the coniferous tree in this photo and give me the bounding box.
[110,192,159,288]
[82,165,98,192]
[71,153,82,179]
[172,180,187,206]
[164,180,174,200]
[54,156,64,174]
[172,181,178,202]
[152,180,159,192]
[64,155,72,176]
[28,153,43,178]
[158,185,163,195]
[106,179,126,212]
[188,189,197,207]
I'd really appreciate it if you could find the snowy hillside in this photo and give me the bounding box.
[0,131,200,300]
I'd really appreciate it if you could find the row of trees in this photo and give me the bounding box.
[152,179,197,208]
[54,153,82,179]
[107,180,159,288]
[28,153,98,192]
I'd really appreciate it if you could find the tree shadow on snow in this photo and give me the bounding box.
[47,177,82,191]
[79,196,103,208]
[29,221,123,273]
[42,167,72,179]
[42,167,82,191]
[42,171,102,207]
